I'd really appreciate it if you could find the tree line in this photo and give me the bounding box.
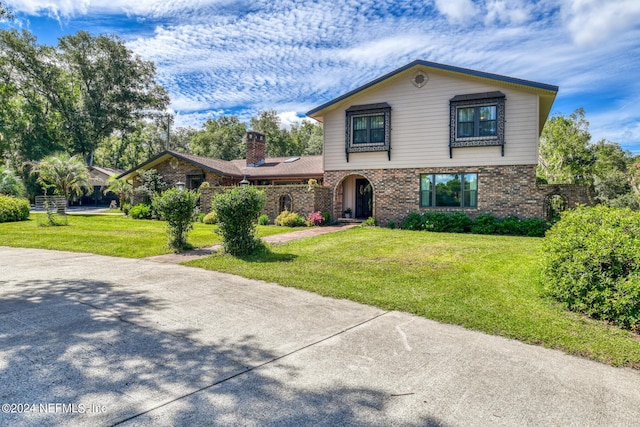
[538,108,640,209]
[0,28,322,200]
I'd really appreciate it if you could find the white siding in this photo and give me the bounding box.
[323,69,540,171]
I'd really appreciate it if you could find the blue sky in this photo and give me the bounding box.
[3,0,640,154]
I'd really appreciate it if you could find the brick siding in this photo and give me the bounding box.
[325,165,591,225]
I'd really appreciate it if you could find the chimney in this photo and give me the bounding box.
[246,131,266,167]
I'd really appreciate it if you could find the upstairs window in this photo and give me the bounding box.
[449,92,505,158]
[345,103,391,161]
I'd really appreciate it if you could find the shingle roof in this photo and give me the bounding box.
[117,150,323,181]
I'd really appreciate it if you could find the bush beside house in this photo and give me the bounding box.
[541,206,640,332]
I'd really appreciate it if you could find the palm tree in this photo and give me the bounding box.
[0,165,26,197]
[104,176,133,209]
[32,153,92,205]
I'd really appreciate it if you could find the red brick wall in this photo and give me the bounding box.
[325,165,591,225]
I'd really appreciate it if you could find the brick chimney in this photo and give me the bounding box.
[246,131,266,167]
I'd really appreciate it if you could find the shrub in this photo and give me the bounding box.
[362,216,377,227]
[307,211,324,226]
[495,215,522,235]
[275,210,306,227]
[518,218,547,237]
[386,221,397,229]
[203,211,218,224]
[258,214,269,225]
[321,211,332,224]
[212,186,266,256]
[541,206,640,331]
[446,212,472,233]
[152,188,201,251]
[471,213,497,234]
[401,212,423,230]
[0,166,26,197]
[0,195,30,223]
[421,212,449,232]
[129,203,152,219]
[122,202,131,216]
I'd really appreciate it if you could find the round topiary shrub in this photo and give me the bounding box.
[541,206,640,331]
[129,203,152,219]
[275,210,306,227]
[0,195,30,223]
[152,188,201,251]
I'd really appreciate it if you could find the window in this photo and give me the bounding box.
[420,173,478,208]
[449,92,505,158]
[353,115,385,144]
[345,103,391,161]
[279,194,292,212]
[457,106,497,137]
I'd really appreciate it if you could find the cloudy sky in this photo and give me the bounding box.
[3,0,640,153]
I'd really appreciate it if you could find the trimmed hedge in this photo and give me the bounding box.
[401,211,547,237]
[541,206,640,332]
[0,195,30,223]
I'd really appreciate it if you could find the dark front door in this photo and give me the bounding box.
[355,179,373,218]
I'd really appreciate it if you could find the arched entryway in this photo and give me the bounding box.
[335,174,374,219]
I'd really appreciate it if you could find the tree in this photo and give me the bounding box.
[249,110,300,157]
[104,176,133,209]
[0,2,13,21]
[291,120,323,155]
[134,169,168,204]
[538,108,594,184]
[31,153,92,204]
[190,116,246,160]
[0,165,25,196]
[0,29,169,165]
[590,140,638,208]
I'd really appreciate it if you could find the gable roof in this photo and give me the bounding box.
[306,59,559,132]
[117,150,323,182]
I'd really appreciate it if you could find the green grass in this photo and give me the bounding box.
[0,213,297,258]
[187,226,640,368]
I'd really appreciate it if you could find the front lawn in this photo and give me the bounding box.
[187,227,640,368]
[0,213,297,258]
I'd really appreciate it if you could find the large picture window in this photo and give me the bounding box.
[420,173,478,208]
[449,92,505,158]
[345,103,391,161]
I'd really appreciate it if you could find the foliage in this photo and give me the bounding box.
[0,195,29,222]
[0,2,13,20]
[400,212,423,230]
[470,213,498,235]
[361,217,377,227]
[134,169,168,205]
[321,211,332,224]
[306,211,324,226]
[538,108,593,185]
[203,210,219,224]
[129,203,152,220]
[385,221,397,229]
[212,186,266,256]
[104,177,133,209]
[152,188,200,251]
[190,116,247,160]
[31,153,92,203]
[590,140,639,209]
[257,214,270,225]
[275,210,306,227]
[401,211,546,237]
[0,165,25,196]
[542,206,640,332]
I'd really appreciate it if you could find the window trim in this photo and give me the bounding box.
[345,103,391,162]
[420,173,478,209]
[449,92,505,158]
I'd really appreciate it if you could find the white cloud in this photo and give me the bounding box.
[561,0,640,47]
[433,0,478,23]
[484,0,530,26]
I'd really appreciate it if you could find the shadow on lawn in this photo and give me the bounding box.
[0,278,442,427]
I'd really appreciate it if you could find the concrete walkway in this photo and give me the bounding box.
[1,247,640,426]
[145,224,358,264]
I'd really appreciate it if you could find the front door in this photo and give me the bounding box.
[355,179,373,218]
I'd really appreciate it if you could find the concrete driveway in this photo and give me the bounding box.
[1,247,639,426]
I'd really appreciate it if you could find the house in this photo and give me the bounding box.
[306,59,590,224]
[70,166,123,207]
[118,132,329,220]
